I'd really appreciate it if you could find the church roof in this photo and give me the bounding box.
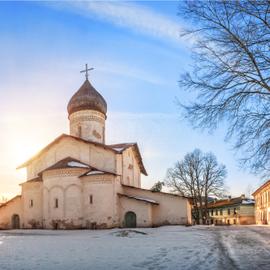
[19,176,42,185]
[67,79,107,116]
[207,196,254,209]
[39,157,90,174]
[252,179,270,196]
[118,193,159,205]
[17,134,147,176]
[0,195,21,209]
[122,184,189,199]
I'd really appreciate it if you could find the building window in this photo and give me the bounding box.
[55,198,58,208]
[220,209,223,216]
[89,195,93,204]
[233,208,237,214]
[29,199,33,208]
[78,126,82,137]
[211,209,214,216]
[216,209,218,215]
[228,208,230,215]
[233,219,236,224]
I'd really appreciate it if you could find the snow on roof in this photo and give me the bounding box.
[242,199,255,205]
[67,161,89,168]
[208,196,255,208]
[118,193,159,205]
[112,147,126,151]
[79,168,118,177]
[122,184,188,198]
[132,196,158,204]
[86,170,105,175]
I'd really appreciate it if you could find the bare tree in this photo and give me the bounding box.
[166,149,226,224]
[245,183,254,198]
[178,1,270,177]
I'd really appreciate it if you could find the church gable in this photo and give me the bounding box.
[17,134,118,180]
[114,145,146,187]
[18,134,147,182]
[109,143,147,176]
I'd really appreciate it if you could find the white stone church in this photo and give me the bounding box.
[0,71,191,229]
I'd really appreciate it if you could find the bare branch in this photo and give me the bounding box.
[179,0,270,176]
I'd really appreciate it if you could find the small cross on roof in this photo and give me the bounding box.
[80,64,94,80]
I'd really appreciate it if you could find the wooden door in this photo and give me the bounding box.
[125,211,136,228]
[11,214,20,229]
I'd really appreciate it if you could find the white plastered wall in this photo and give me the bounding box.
[21,182,43,228]
[122,186,192,226]
[82,174,120,228]
[121,148,141,188]
[119,196,153,227]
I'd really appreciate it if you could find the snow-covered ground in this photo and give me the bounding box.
[0,226,269,270]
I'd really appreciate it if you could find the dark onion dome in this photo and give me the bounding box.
[67,79,107,116]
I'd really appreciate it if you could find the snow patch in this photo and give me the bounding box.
[67,161,89,168]
[86,170,105,175]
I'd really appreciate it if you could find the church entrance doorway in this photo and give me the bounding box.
[11,214,20,229]
[125,211,136,228]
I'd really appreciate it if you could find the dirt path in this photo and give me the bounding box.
[212,228,240,270]
[211,226,270,270]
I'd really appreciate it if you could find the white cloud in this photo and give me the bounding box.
[45,1,183,44]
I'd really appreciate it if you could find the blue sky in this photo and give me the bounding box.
[0,1,260,198]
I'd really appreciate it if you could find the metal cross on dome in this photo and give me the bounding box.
[80,64,94,80]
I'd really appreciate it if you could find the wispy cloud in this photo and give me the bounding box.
[98,61,168,86]
[45,1,183,44]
